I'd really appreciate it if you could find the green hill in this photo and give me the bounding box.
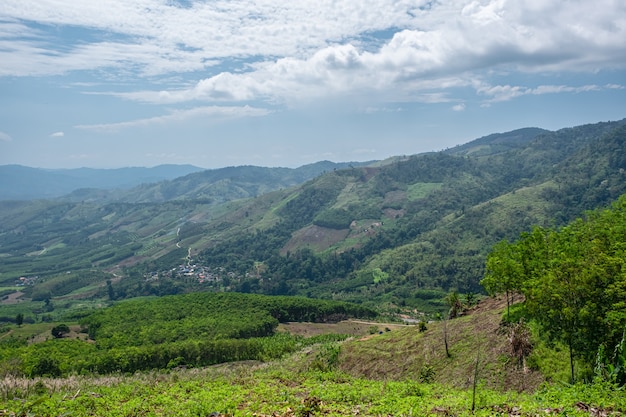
[0,119,625,318]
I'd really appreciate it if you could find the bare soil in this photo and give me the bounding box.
[277,320,406,338]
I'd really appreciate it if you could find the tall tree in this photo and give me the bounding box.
[483,195,626,383]
[481,239,524,320]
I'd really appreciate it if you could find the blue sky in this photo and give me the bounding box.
[1,0,625,169]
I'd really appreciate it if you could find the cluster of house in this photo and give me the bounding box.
[146,263,241,285]
[15,275,40,286]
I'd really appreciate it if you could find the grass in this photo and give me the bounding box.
[1,360,624,416]
[338,296,546,392]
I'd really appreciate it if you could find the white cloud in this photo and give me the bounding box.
[75,105,271,132]
[475,83,612,103]
[50,131,64,137]
[0,131,12,141]
[1,0,625,105]
[452,103,466,111]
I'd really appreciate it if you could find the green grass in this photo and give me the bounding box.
[1,361,624,416]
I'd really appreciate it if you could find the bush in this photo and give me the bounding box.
[51,324,70,338]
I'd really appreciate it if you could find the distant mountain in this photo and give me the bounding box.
[0,164,204,200]
[62,160,374,203]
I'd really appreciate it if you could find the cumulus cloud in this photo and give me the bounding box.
[452,103,466,112]
[0,131,12,141]
[50,131,64,137]
[2,0,625,104]
[75,105,271,132]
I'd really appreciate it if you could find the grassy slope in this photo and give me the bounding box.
[2,297,624,416]
[338,295,545,392]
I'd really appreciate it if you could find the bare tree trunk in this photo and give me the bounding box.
[443,317,451,358]
[506,290,510,321]
[471,350,481,413]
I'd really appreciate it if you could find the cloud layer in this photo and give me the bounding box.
[2,0,625,107]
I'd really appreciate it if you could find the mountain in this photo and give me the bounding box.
[444,127,549,156]
[0,164,204,200]
[63,160,374,203]
[1,118,625,312]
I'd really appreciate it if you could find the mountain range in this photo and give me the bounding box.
[0,164,204,200]
[0,161,372,202]
[1,118,625,311]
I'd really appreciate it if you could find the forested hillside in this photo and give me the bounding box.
[181,119,626,307]
[62,160,372,203]
[0,119,625,316]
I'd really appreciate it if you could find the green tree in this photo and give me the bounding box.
[481,239,524,320]
[445,290,463,319]
[484,195,626,383]
[51,324,70,339]
[31,357,61,377]
[15,313,24,327]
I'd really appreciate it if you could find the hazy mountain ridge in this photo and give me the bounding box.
[444,127,549,156]
[0,164,204,200]
[0,160,374,204]
[94,160,376,204]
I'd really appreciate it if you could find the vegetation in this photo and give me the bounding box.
[1,297,625,416]
[481,194,626,384]
[2,120,626,315]
[0,293,376,377]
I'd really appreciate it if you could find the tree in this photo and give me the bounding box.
[32,357,61,377]
[51,323,70,338]
[15,313,24,327]
[481,239,523,320]
[445,290,463,319]
[483,196,626,383]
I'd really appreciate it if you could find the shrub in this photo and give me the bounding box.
[51,324,70,339]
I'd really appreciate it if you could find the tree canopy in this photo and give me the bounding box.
[481,194,626,383]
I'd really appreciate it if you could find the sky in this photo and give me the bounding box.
[1,0,625,169]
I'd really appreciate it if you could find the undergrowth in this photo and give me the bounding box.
[1,362,624,416]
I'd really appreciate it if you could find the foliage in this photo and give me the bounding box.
[595,328,626,385]
[50,323,70,338]
[2,119,626,315]
[0,293,376,377]
[312,208,353,229]
[481,194,626,383]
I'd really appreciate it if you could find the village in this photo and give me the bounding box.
[145,261,245,286]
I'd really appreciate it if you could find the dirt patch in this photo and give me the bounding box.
[1,291,24,305]
[280,225,349,255]
[277,320,407,338]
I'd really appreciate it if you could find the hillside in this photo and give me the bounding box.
[0,118,625,317]
[58,160,374,204]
